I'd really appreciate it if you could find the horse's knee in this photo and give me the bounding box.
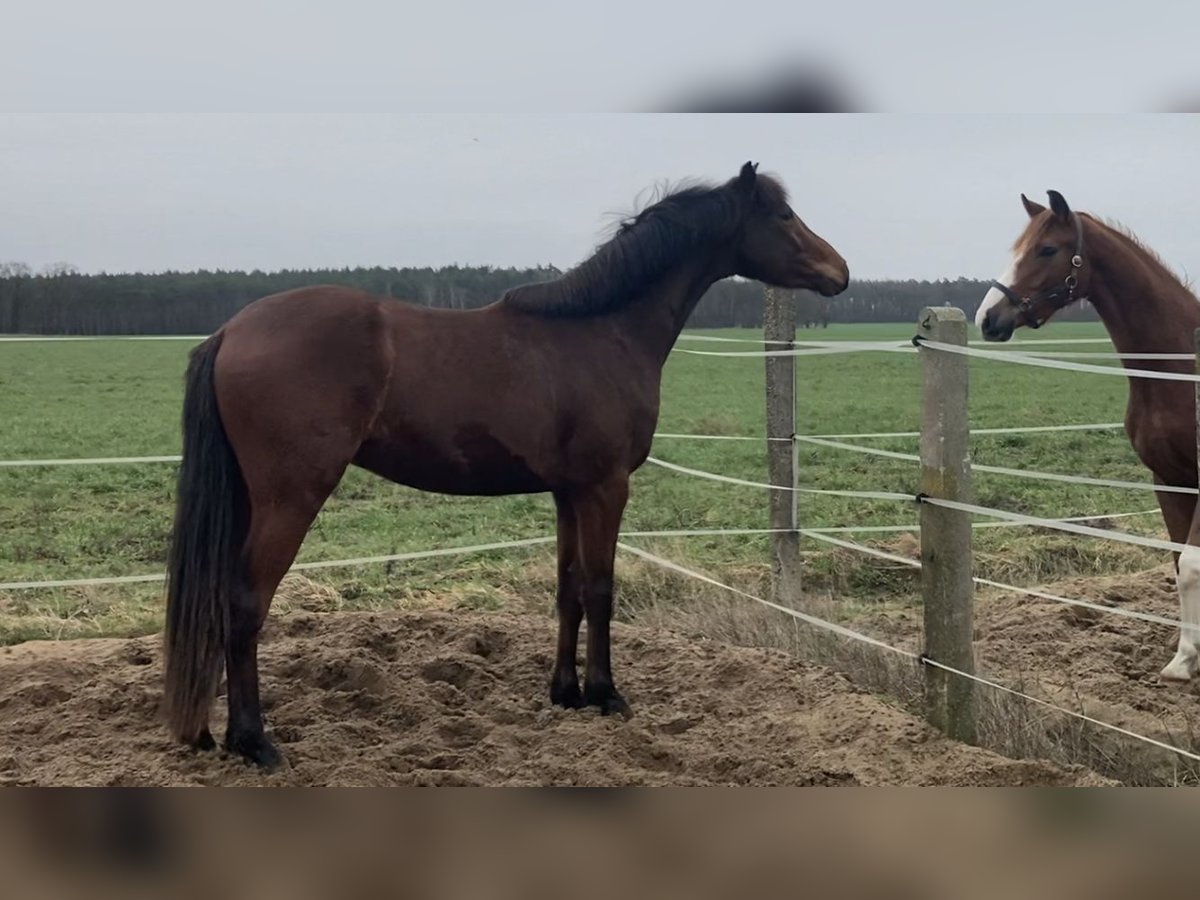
[582,576,614,615]
[556,566,582,615]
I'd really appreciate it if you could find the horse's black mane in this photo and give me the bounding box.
[503,173,787,317]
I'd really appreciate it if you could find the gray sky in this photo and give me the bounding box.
[2,114,1199,281]
[5,2,1199,113]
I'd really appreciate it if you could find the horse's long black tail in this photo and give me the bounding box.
[163,331,248,743]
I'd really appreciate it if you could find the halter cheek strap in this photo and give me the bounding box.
[989,214,1086,329]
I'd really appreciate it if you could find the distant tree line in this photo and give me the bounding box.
[0,263,1098,335]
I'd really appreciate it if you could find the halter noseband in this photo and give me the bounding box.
[989,214,1086,329]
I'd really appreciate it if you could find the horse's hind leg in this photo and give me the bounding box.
[223,465,350,768]
[223,494,339,768]
[222,498,330,768]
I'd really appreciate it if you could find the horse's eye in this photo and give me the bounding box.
[778,208,795,221]
[1037,245,1058,257]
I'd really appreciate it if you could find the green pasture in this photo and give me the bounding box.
[0,321,1168,643]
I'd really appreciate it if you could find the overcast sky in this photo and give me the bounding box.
[2,114,1199,282]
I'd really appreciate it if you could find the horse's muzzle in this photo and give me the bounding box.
[979,308,1015,342]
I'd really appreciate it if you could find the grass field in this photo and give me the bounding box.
[0,321,1170,645]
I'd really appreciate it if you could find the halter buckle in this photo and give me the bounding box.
[1071,254,1083,269]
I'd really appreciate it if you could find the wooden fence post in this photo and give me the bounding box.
[917,306,977,743]
[764,286,801,605]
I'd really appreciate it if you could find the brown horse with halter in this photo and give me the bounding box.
[163,162,850,768]
[977,190,1200,684]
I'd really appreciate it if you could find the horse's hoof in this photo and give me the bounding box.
[550,679,585,709]
[584,683,632,719]
[225,730,285,771]
[192,728,217,752]
[1160,653,1199,684]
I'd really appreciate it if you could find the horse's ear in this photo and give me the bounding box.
[1021,193,1046,219]
[1047,189,1071,221]
[738,161,758,192]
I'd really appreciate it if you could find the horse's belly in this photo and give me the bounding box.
[352,431,551,497]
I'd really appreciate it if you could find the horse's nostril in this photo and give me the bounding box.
[983,311,1003,337]
[980,313,1001,339]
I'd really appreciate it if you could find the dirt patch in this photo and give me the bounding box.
[0,608,1102,786]
[850,563,1200,782]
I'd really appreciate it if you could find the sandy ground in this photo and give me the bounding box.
[855,560,1200,781]
[0,607,1103,786]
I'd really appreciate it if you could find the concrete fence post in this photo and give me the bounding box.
[764,287,801,605]
[917,306,977,743]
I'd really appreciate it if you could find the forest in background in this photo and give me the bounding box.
[0,262,1098,334]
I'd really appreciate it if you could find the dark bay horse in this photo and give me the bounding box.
[977,190,1200,683]
[164,162,850,768]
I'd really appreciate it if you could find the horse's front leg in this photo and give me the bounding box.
[1160,487,1200,682]
[569,474,631,717]
[550,491,585,708]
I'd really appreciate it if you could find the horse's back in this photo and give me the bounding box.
[212,283,654,497]
[223,284,384,338]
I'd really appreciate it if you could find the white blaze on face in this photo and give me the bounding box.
[975,252,1019,329]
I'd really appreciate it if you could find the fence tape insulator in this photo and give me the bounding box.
[914,339,1200,383]
[795,434,1198,495]
[621,538,1200,766]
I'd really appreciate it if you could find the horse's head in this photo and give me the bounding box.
[977,191,1088,341]
[729,162,849,297]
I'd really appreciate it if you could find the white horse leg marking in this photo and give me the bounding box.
[1162,545,1200,682]
[975,254,1018,330]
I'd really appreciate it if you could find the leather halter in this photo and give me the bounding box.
[989,214,1086,329]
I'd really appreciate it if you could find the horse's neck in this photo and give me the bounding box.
[614,255,733,366]
[1087,223,1200,358]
